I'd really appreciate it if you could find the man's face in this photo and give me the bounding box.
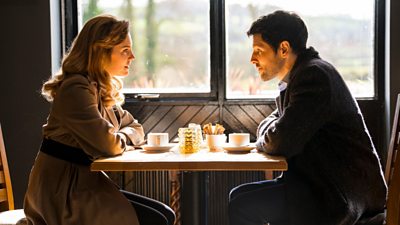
[250,34,285,81]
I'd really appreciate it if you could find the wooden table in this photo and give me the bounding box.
[91,145,287,225]
[91,145,287,171]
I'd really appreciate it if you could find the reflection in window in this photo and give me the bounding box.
[226,0,375,98]
[79,0,210,94]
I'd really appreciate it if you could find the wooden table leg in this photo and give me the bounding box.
[169,171,181,225]
[264,171,273,180]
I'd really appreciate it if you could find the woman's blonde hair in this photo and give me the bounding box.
[42,14,130,107]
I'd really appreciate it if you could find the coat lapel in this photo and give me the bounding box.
[97,89,120,129]
[105,106,120,129]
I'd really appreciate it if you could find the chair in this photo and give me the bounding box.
[385,94,400,225]
[353,94,400,225]
[0,123,26,225]
[386,144,400,225]
[121,190,176,225]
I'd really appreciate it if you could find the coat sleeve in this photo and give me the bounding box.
[115,105,145,146]
[257,66,333,158]
[256,109,279,150]
[54,76,126,159]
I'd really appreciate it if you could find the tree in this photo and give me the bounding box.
[83,0,103,23]
[145,0,157,81]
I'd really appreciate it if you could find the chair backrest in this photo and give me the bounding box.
[386,144,400,225]
[385,94,400,225]
[0,123,14,211]
[386,94,400,185]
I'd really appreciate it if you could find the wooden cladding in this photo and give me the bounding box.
[125,102,276,142]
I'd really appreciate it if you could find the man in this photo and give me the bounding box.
[228,10,387,225]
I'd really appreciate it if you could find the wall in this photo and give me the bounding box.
[0,0,52,207]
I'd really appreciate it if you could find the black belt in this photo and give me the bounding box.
[40,138,92,166]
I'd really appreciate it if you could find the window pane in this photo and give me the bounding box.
[226,0,375,98]
[79,0,210,94]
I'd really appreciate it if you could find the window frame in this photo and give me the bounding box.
[64,0,383,103]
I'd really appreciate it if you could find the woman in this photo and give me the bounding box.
[23,15,174,225]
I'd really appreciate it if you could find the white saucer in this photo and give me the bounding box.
[142,144,175,152]
[223,143,256,152]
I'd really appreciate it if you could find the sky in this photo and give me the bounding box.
[229,0,374,19]
[80,0,374,20]
[78,0,375,19]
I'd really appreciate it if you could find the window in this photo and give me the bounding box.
[78,0,211,96]
[76,0,376,99]
[226,0,375,98]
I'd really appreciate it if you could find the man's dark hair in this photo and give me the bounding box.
[247,10,308,54]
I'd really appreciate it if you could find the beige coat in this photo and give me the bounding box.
[24,74,144,225]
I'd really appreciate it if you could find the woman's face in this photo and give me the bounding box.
[105,33,135,77]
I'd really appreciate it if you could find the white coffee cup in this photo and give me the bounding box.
[229,133,250,146]
[206,134,226,152]
[147,133,169,146]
